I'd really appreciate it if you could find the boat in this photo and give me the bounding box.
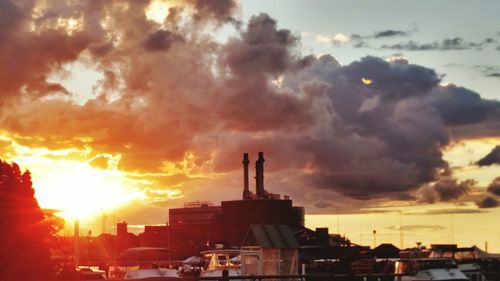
[197,249,241,277]
[394,258,469,281]
[458,263,484,281]
[177,249,241,278]
[122,249,241,279]
[115,247,178,279]
[123,267,179,279]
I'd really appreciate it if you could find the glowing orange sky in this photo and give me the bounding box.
[1,0,500,252]
[3,129,500,251]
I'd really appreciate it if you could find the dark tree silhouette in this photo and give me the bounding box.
[0,160,55,279]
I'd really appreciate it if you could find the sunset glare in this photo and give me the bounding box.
[1,0,500,254]
[9,155,139,220]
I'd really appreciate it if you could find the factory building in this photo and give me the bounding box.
[167,202,222,258]
[158,152,305,258]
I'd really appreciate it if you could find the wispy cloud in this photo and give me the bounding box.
[373,29,410,38]
[407,208,486,215]
[380,37,496,51]
[385,224,446,232]
[315,28,412,47]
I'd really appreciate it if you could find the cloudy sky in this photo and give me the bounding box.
[1,0,500,251]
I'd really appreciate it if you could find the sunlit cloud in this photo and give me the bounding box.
[146,0,174,23]
[1,131,163,221]
[361,77,373,85]
[333,33,351,43]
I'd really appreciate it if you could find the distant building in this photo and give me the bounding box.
[143,225,169,248]
[116,221,139,252]
[169,201,221,227]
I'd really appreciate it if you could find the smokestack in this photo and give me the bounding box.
[242,153,251,200]
[255,152,265,198]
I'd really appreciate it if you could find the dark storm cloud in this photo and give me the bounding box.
[476,196,499,208]
[416,178,474,203]
[425,85,500,127]
[223,13,303,76]
[216,13,318,132]
[487,177,500,196]
[381,37,495,51]
[143,29,183,51]
[341,56,440,100]
[477,146,500,166]
[279,55,451,200]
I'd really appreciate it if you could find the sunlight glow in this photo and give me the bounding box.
[34,162,140,220]
[361,77,373,85]
[1,134,142,221]
[57,18,82,34]
[443,137,500,185]
[146,0,174,23]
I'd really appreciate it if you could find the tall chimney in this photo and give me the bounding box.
[242,153,251,199]
[255,152,265,198]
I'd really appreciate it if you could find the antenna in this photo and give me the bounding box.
[399,210,404,249]
[450,214,455,244]
[335,206,341,234]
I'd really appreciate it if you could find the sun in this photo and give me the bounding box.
[33,162,140,220]
[8,152,141,221]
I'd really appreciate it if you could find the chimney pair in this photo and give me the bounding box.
[242,152,266,199]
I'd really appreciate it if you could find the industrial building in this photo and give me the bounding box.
[141,152,305,258]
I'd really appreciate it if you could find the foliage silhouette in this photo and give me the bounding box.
[0,160,55,279]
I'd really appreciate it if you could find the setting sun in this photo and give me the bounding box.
[33,162,140,220]
[1,132,142,220]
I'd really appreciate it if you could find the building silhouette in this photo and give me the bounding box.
[141,152,305,258]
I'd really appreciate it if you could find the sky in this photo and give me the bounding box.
[1,0,500,251]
